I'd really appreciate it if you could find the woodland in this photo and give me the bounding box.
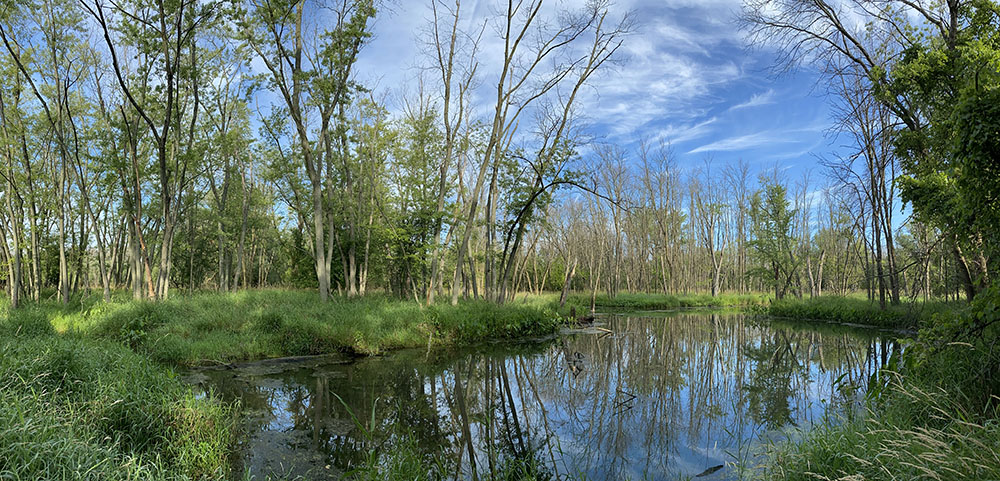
[0,0,986,309]
[1,0,1000,480]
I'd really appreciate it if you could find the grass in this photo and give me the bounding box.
[755,287,1000,481]
[7,287,988,480]
[759,381,1000,480]
[14,289,563,366]
[764,295,961,330]
[0,311,239,481]
[1,289,566,479]
[561,291,770,312]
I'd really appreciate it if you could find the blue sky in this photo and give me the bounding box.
[352,0,847,187]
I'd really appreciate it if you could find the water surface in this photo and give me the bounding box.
[194,311,893,480]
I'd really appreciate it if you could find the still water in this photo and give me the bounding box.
[192,312,894,480]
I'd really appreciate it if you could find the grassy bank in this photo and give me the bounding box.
[760,385,1000,480]
[756,288,1000,480]
[764,295,960,329]
[15,289,563,366]
[1,289,565,480]
[0,313,238,480]
[561,291,769,312]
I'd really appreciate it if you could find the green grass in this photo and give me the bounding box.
[562,292,769,312]
[0,312,238,481]
[11,289,563,366]
[8,288,988,480]
[0,289,566,480]
[759,382,1000,481]
[764,295,961,330]
[756,287,1000,481]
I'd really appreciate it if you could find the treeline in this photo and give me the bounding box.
[0,0,995,308]
[519,153,960,308]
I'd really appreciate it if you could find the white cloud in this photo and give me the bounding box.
[686,130,800,154]
[651,117,718,144]
[728,89,776,111]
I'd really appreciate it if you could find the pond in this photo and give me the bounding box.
[190,311,896,480]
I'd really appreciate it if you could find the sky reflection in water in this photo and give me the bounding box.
[197,312,894,480]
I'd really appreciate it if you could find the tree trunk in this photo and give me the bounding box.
[558,257,577,308]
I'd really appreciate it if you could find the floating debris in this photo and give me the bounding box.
[695,464,724,477]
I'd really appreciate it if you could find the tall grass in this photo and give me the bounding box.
[758,380,1000,481]
[12,289,563,365]
[0,313,238,480]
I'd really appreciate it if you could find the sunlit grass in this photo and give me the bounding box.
[8,289,563,366]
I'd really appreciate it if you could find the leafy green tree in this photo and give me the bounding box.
[748,181,799,300]
[236,0,375,301]
[877,1,1000,299]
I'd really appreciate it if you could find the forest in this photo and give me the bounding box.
[1,0,999,480]
[0,0,985,308]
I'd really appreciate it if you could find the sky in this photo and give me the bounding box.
[351,0,850,190]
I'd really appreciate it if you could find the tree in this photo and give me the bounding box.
[749,180,799,299]
[238,0,375,301]
[692,161,729,297]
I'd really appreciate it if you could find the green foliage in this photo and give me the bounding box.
[952,86,1000,261]
[282,228,319,288]
[748,181,799,299]
[908,282,1000,412]
[0,334,238,480]
[888,1,1000,298]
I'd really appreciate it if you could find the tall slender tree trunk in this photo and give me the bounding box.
[558,257,577,308]
[58,154,69,304]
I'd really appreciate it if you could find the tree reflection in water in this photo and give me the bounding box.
[197,312,893,480]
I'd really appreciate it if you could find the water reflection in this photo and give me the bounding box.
[197,312,894,480]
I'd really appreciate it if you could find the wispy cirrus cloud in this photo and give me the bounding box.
[352,0,839,181]
[686,130,800,154]
[728,89,776,111]
[648,117,719,145]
